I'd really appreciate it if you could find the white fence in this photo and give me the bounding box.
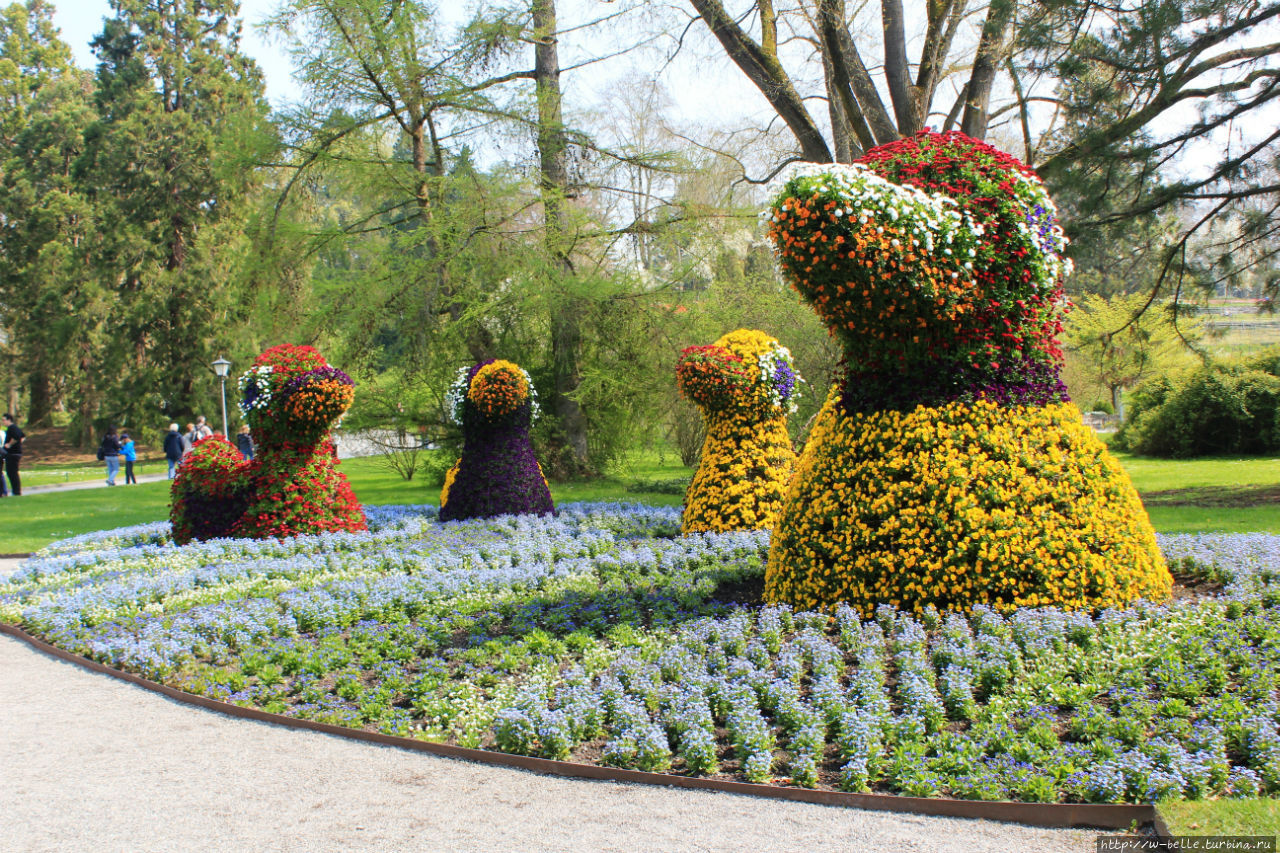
[332,429,431,460]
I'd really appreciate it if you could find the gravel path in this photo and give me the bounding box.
[0,634,1103,853]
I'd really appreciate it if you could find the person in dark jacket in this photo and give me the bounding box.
[100,427,122,486]
[163,422,184,478]
[2,413,23,496]
[236,425,254,460]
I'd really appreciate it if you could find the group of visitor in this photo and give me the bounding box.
[97,428,135,487]
[0,413,24,496]
[0,411,258,494]
[156,417,255,480]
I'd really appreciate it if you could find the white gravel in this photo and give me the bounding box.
[0,633,1106,853]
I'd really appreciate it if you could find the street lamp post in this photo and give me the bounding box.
[212,357,232,437]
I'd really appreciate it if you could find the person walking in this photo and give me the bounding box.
[2,413,23,496]
[163,422,183,478]
[194,416,213,441]
[99,427,122,486]
[236,425,254,461]
[0,418,8,497]
[181,423,196,458]
[120,431,137,484]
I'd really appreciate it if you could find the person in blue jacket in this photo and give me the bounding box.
[120,431,138,484]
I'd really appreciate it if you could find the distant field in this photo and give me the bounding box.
[1201,299,1280,353]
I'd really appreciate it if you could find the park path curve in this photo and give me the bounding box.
[0,633,1103,853]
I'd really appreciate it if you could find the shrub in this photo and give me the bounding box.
[1116,351,1280,456]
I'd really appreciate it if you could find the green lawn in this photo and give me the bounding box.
[1,447,1276,554]
[1107,450,1280,492]
[1159,798,1280,835]
[19,456,171,488]
[0,454,688,553]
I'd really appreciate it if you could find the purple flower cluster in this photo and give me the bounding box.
[439,420,553,521]
[767,355,798,405]
[840,352,1070,413]
[281,366,354,398]
[440,359,553,522]
[1023,203,1063,256]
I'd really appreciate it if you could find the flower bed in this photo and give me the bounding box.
[2,509,1277,805]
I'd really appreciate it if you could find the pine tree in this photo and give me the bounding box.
[0,0,99,428]
[78,0,272,433]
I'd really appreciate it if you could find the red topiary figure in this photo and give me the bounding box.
[170,345,366,544]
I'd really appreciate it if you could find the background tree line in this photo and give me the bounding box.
[0,0,1276,471]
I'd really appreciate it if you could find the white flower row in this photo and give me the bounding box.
[763,162,983,261]
[237,365,275,418]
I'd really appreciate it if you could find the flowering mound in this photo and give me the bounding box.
[677,329,801,534]
[764,132,1168,612]
[170,344,366,544]
[439,359,554,521]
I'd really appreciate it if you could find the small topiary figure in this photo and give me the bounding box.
[677,329,801,534]
[763,131,1170,614]
[170,345,366,544]
[439,359,554,521]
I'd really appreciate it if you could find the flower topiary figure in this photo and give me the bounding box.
[170,345,366,544]
[439,359,554,521]
[763,131,1170,614]
[677,329,801,534]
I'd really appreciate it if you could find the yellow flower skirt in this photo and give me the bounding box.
[682,412,796,535]
[764,393,1170,613]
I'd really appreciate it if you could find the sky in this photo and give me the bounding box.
[45,0,1271,185]
[48,0,746,116]
[51,0,304,107]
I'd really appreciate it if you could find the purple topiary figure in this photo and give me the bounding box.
[439,359,554,521]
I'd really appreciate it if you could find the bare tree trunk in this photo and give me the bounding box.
[880,0,920,135]
[961,0,1015,139]
[822,51,857,162]
[26,369,53,426]
[534,0,591,476]
[689,0,833,162]
[817,0,897,147]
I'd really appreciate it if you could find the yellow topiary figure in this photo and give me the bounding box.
[677,329,802,534]
[763,132,1169,613]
